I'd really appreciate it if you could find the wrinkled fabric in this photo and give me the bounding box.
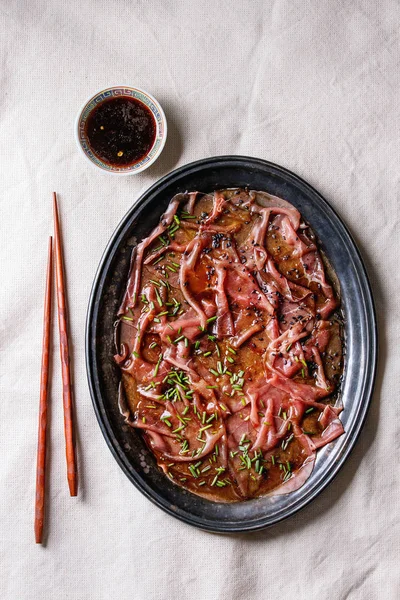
[0,1,399,599]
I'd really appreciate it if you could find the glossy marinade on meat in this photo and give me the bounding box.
[114,189,344,502]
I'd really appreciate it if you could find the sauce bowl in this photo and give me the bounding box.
[75,86,167,175]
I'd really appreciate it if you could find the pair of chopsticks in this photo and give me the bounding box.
[34,193,77,544]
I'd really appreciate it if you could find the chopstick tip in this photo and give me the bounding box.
[53,194,60,239]
[35,533,43,544]
[68,477,78,497]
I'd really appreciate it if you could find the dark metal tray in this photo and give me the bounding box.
[86,156,377,532]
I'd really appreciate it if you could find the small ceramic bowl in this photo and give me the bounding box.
[75,86,167,175]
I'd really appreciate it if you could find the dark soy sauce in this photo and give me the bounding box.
[85,97,157,166]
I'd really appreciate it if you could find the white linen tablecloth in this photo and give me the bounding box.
[1,1,398,598]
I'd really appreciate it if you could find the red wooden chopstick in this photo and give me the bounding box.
[35,237,52,544]
[53,192,78,497]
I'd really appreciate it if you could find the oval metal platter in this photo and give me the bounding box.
[86,156,377,532]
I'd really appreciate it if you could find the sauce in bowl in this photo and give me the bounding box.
[85,96,157,167]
